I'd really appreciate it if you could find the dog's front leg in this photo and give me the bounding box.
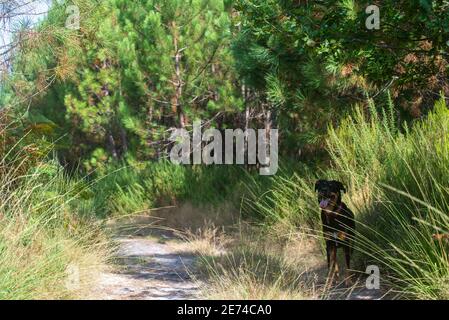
[328,245,339,282]
[332,247,339,279]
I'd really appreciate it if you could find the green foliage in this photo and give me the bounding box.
[232,0,449,155]
[113,0,242,158]
[2,0,449,300]
[4,0,448,165]
[88,162,251,217]
[327,96,449,298]
[3,0,242,172]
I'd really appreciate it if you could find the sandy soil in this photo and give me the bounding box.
[88,229,202,300]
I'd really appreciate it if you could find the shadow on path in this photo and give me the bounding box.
[90,228,202,300]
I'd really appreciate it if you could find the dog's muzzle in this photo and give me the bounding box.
[319,199,330,209]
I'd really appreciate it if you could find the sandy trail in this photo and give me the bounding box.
[90,230,202,300]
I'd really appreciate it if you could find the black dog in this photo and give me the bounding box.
[315,180,355,282]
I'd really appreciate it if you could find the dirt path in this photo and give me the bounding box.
[86,216,386,300]
[90,231,202,300]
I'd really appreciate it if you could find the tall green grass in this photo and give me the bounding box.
[0,155,108,299]
[245,96,449,299]
[241,166,318,229]
[327,97,449,299]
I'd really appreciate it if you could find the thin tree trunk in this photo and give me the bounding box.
[265,106,272,140]
[108,132,118,159]
[120,127,128,154]
[171,20,186,129]
[243,84,250,167]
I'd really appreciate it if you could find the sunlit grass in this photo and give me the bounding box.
[0,137,109,299]
[243,96,449,299]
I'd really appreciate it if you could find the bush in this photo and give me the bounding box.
[0,125,109,299]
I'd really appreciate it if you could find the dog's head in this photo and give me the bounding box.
[314,180,346,211]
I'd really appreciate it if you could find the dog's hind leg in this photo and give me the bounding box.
[344,246,352,286]
[344,246,350,270]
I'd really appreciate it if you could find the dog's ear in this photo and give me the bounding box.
[314,179,326,192]
[332,180,346,193]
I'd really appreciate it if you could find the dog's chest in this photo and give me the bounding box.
[322,210,348,243]
[323,212,341,228]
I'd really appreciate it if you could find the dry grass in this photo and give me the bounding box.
[150,202,238,231]
[0,214,111,299]
[188,223,388,300]
[109,203,328,300]
[177,221,327,300]
[102,201,384,300]
[63,233,112,299]
[172,224,231,256]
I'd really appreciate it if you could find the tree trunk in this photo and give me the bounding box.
[171,20,186,129]
[108,132,118,159]
[242,84,250,167]
[120,126,128,155]
[265,105,272,140]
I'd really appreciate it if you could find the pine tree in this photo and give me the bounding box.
[114,0,242,158]
[5,0,242,170]
[232,0,449,158]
